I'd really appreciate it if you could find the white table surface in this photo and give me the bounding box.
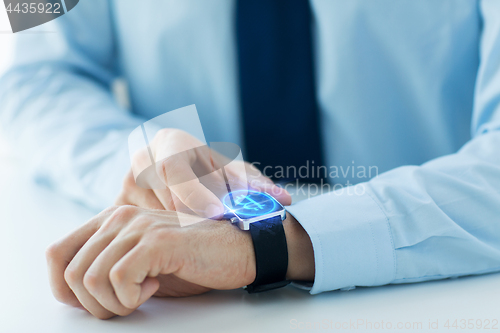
[1,154,499,333]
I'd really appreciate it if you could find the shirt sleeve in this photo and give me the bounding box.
[0,0,144,211]
[287,0,500,295]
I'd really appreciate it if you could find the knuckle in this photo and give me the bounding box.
[109,266,126,286]
[104,205,139,229]
[99,206,120,219]
[45,242,61,262]
[117,217,153,240]
[64,266,80,287]
[114,205,138,216]
[131,215,154,230]
[104,205,120,214]
[82,272,100,293]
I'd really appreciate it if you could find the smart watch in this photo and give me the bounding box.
[223,190,290,293]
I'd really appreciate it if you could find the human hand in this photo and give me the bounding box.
[45,205,314,319]
[116,129,291,218]
[45,205,255,319]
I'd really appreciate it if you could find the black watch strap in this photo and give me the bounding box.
[246,215,291,293]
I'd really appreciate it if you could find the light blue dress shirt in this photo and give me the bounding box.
[1,0,500,294]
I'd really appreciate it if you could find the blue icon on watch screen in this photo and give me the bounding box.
[223,190,278,219]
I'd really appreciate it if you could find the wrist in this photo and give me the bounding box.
[224,211,315,288]
[283,213,315,281]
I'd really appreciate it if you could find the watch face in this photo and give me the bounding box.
[223,190,282,220]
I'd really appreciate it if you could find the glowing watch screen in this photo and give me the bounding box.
[223,190,280,219]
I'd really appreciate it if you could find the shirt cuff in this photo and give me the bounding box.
[286,183,396,294]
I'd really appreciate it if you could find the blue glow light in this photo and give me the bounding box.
[223,190,278,219]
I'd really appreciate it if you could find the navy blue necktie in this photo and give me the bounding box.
[237,0,324,182]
